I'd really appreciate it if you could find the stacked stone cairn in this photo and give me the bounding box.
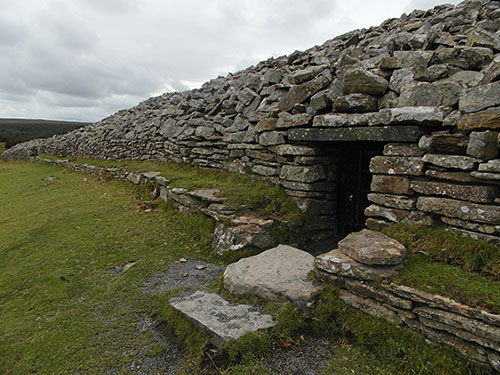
[3,0,500,242]
[316,229,500,372]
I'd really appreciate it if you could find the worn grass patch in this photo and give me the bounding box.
[40,156,303,221]
[0,161,217,374]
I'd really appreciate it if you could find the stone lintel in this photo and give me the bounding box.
[288,126,425,143]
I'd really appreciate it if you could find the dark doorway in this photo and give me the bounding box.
[335,142,383,238]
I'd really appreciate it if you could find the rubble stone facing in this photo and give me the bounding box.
[3,0,500,244]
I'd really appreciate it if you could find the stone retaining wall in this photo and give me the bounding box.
[316,270,500,371]
[38,157,281,254]
[3,0,500,242]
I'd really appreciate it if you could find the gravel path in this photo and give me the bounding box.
[111,259,333,374]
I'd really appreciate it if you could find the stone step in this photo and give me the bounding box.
[169,291,275,347]
[315,229,406,280]
[223,244,321,309]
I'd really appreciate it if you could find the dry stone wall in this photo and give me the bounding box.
[3,0,500,242]
[315,229,500,371]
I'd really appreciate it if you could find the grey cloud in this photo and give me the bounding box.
[404,0,461,12]
[0,0,461,122]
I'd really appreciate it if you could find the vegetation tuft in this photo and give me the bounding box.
[382,223,500,279]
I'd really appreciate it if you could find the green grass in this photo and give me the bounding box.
[380,224,500,312]
[40,156,303,222]
[392,254,500,312]
[0,161,218,374]
[0,142,5,154]
[382,223,500,278]
[312,287,489,375]
[0,161,494,374]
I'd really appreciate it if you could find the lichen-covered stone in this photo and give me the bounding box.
[223,244,320,309]
[388,106,444,125]
[466,131,499,160]
[418,132,468,154]
[258,131,285,146]
[371,175,411,195]
[276,112,312,129]
[333,93,378,113]
[169,291,275,347]
[416,197,500,224]
[289,126,425,142]
[365,204,433,225]
[341,67,389,97]
[279,75,330,112]
[383,143,425,157]
[279,165,326,183]
[367,193,416,210]
[430,46,493,70]
[315,249,402,281]
[289,65,328,84]
[369,156,424,176]
[422,154,480,171]
[411,180,498,203]
[478,159,500,173]
[459,81,500,113]
[398,82,461,107]
[338,229,406,266]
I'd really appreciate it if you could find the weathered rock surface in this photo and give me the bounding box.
[341,67,389,97]
[223,244,320,309]
[422,154,480,171]
[338,229,406,266]
[459,81,500,113]
[315,249,402,281]
[417,197,500,224]
[169,291,275,347]
[369,156,424,176]
[467,131,499,160]
[410,180,498,203]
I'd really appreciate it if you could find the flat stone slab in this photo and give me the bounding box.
[315,249,402,281]
[189,189,225,203]
[169,291,275,347]
[338,229,406,266]
[288,126,425,142]
[223,244,321,309]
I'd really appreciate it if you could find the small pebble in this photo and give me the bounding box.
[178,258,187,263]
[196,265,206,270]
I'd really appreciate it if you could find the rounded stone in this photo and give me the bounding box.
[338,229,406,266]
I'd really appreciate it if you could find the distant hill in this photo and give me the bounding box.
[0,118,91,150]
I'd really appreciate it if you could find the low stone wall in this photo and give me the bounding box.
[319,272,500,371]
[38,157,281,254]
[315,229,500,372]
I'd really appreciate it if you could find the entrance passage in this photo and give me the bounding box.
[335,142,383,238]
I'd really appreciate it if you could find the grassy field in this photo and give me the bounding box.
[0,161,217,374]
[0,142,5,154]
[0,161,493,374]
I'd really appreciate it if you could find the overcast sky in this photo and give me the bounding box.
[0,0,462,123]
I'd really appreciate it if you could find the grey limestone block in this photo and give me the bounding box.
[169,291,276,347]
